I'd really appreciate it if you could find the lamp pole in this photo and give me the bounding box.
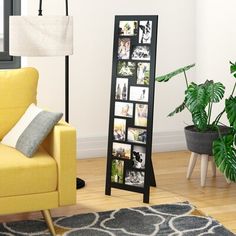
[38,0,85,189]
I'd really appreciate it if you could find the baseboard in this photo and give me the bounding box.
[77,130,187,159]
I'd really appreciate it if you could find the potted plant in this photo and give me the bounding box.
[213,62,236,182]
[156,62,236,182]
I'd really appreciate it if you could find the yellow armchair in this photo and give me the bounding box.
[0,68,76,235]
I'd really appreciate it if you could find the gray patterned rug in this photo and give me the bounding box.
[0,202,235,235]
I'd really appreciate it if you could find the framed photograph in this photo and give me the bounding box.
[117,61,136,77]
[131,46,151,61]
[139,21,152,44]
[119,21,138,36]
[115,78,128,100]
[113,118,126,141]
[127,127,147,144]
[129,86,149,102]
[111,159,124,184]
[125,170,145,187]
[137,62,150,85]
[132,146,146,169]
[118,38,130,59]
[112,142,131,159]
[135,104,148,127]
[115,102,133,118]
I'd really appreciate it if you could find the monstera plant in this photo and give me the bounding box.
[156,64,225,131]
[213,62,236,182]
[156,62,236,182]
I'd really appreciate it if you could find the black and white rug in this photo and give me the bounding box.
[0,202,235,235]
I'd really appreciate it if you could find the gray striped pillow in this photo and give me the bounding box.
[1,104,63,157]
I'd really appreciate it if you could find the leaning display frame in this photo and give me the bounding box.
[105,15,158,203]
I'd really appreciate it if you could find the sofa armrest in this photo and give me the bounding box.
[42,121,76,206]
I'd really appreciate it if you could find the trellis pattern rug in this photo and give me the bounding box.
[0,202,235,235]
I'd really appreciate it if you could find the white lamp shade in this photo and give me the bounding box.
[9,16,73,56]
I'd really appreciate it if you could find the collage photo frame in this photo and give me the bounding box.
[106,15,158,203]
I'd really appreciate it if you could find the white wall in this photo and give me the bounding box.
[196,0,236,124]
[24,0,195,157]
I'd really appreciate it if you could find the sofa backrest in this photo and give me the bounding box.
[0,67,38,140]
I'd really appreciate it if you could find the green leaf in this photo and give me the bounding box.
[192,110,208,131]
[185,83,209,112]
[213,134,236,182]
[167,102,186,117]
[156,64,195,82]
[225,97,236,129]
[204,80,225,103]
[230,61,236,78]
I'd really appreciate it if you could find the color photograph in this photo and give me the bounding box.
[135,103,148,127]
[131,46,151,61]
[132,146,146,169]
[117,61,136,77]
[115,102,133,118]
[119,21,138,36]
[129,86,149,102]
[112,142,131,159]
[139,20,152,44]
[115,78,128,100]
[125,170,145,187]
[118,38,130,59]
[137,62,150,85]
[113,118,126,141]
[111,159,124,184]
[127,127,147,144]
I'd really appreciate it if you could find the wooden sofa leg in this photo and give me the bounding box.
[41,210,56,236]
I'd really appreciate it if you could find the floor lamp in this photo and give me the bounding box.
[9,0,85,189]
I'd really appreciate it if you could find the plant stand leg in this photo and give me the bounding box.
[186,152,198,179]
[209,156,216,177]
[226,178,231,184]
[201,154,209,187]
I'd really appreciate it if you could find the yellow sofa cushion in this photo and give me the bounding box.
[0,67,38,140]
[0,143,57,197]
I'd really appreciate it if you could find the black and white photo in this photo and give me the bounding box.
[125,170,145,187]
[115,78,128,100]
[132,146,146,169]
[139,21,152,44]
[129,86,149,102]
[131,46,151,61]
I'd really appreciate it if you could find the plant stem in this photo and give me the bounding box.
[183,69,189,88]
[207,102,213,125]
[230,82,236,97]
[213,108,225,126]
